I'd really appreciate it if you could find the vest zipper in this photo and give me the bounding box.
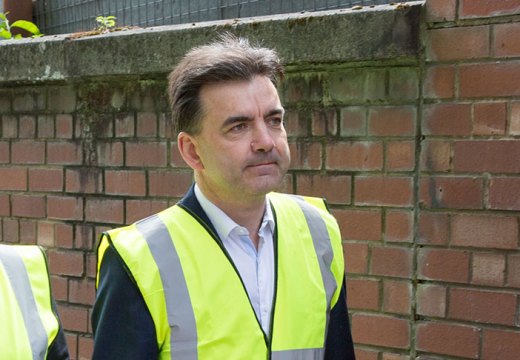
[266,203,279,360]
[178,204,272,350]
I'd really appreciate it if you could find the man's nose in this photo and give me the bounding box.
[251,122,275,152]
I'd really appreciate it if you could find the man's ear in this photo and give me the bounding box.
[177,132,204,170]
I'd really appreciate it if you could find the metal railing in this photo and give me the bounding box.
[35,0,410,35]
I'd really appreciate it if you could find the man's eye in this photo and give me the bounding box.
[268,118,283,127]
[230,123,247,132]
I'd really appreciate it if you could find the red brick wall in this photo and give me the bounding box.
[1,1,519,359]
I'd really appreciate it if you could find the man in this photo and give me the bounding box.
[92,34,355,359]
[0,244,69,359]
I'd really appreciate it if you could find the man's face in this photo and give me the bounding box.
[183,75,290,204]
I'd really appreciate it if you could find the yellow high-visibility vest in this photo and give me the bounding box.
[0,245,61,360]
[97,193,344,359]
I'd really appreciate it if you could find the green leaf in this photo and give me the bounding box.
[0,12,8,21]
[0,28,12,39]
[11,20,41,35]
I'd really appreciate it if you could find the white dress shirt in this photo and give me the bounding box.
[194,184,275,335]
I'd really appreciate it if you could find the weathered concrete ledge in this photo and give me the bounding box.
[0,1,423,84]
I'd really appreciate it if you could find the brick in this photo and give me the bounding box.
[115,113,135,137]
[136,112,158,137]
[326,141,383,171]
[47,142,83,165]
[427,26,490,61]
[296,174,351,205]
[0,92,11,113]
[382,354,409,360]
[2,219,19,243]
[47,250,84,277]
[340,106,366,137]
[85,198,124,224]
[418,248,470,283]
[417,284,447,317]
[371,246,412,278]
[284,110,309,137]
[386,141,415,171]
[19,221,36,245]
[1,115,17,138]
[388,68,419,100]
[423,103,472,136]
[78,336,94,360]
[489,177,520,210]
[449,288,516,325]
[55,114,74,139]
[383,280,411,314]
[29,168,63,192]
[328,69,386,103]
[75,225,94,250]
[19,115,36,138]
[13,91,45,112]
[473,102,507,135]
[483,329,520,360]
[0,141,9,163]
[346,278,380,311]
[472,252,506,286]
[55,223,74,249]
[507,254,520,288]
[48,86,76,112]
[126,199,168,224]
[311,108,337,136]
[69,279,95,305]
[105,170,146,196]
[0,167,27,191]
[352,314,409,349]
[148,170,193,197]
[283,74,323,103]
[419,176,484,209]
[454,140,520,174]
[343,242,369,274]
[385,210,413,243]
[416,321,479,358]
[355,176,413,207]
[11,195,45,218]
[65,334,78,360]
[368,106,415,136]
[354,348,378,360]
[50,276,68,302]
[510,101,520,135]
[57,305,88,333]
[37,115,55,138]
[333,209,382,241]
[420,140,452,172]
[96,141,124,167]
[460,62,520,97]
[289,141,322,170]
[493,23,520,57]
[425,0,457,22]
[452,214,518,250]
[37,222,54,247]
[86,252,97,278]
[423,65,455,99]
[11,141,45,164]
[65,168,103,194]
[47,196,83,221]
[460,0,520,19]
[126,142,167,167]
[0,194,9,216]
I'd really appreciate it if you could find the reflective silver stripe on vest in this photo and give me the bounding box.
[136,215,198,360]
[288,196,337,311]
[0,245,48,360]
[272,347,325,359]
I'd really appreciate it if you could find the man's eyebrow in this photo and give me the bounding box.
[221,108,284,129]
[265,108,284,118]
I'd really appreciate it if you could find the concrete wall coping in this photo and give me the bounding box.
[0,1,423,84]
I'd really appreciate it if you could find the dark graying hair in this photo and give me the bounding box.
[168,34,284,135]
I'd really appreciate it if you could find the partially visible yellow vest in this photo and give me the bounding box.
[0,245,60,360]
[97,193,344,359]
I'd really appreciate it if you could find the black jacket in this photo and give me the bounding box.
[92,186,355,359]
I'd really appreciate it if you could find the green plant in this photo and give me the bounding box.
[95,15,117,33]
[0,12,42,39]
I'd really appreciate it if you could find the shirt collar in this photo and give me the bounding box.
[194,184,275,241]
